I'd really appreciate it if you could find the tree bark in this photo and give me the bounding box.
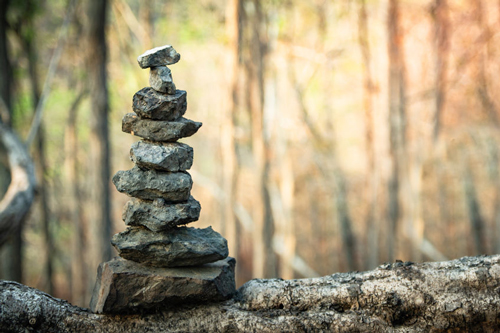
[86,0,112,276]
[0,0,11,124]
[245,0,277,279]
[387,0,409,262]
[2,254,500,332]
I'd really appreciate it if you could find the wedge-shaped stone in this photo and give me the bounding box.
[150,66,176,94]
[111,226,228,267]
[90,256,236,314]
[112,166,192,202]
[123,197,201,232]
[133,88,186,120]
[130,141,193,172]
[137,45,180,68]
[122,113,202,142]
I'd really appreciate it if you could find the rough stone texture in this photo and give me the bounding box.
[137,45,180,68]
[130,141,193,172]
[111,226,228,267]
[122,113,202,142]
[123,197,201,232]
[150,66,176,94]
[2,255,500,332]
[89,257,236,314]
[132,88,186,121]
[112,166,192,202]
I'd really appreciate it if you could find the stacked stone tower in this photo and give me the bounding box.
[90,45,236,314]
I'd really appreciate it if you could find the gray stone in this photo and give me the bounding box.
[90,256,236,314]
[137,45,180,69]
[111,226,229,267]
[112,166,192,202]
[130,141,193,172]
[150,66,176,94]
[133,88,186,121]
[122,113,202,142]
[123,197,201,232]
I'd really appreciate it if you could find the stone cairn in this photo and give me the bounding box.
[90,45,236,314]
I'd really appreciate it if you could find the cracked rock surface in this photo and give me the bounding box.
[122,113,202,142]
[137,45,180,68]
[130,141,193,172]
[123,196,201,232]
[111,226,229,267]
[132,88,186,120]
[112,166,192,202]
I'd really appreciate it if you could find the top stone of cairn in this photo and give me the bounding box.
[137,45,180,69]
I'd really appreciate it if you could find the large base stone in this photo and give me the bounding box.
[90,257,236,314]
[122,113,202,142]
[123,197,201,232]
[112,166,192,202]
[111,226,228,267]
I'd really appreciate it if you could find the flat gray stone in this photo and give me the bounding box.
[133,88,186,121]
[90,256,236,314]
[137,45,180,68]
[150,66,176,94]
[122,113,202,142]
[130,141,193,172]
[111,226,229,267]
[123,196,201,232]
[112,166,192,202]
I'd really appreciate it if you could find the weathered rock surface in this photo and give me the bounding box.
[137,45,180,68]
[130,141,193,172]
[112,166,192,202]
[90,256,236,314]
[111,226,229,267]
[122,113,202,142]
[132,88,186,121]
[123,197,201,232]
[150,66,176,94]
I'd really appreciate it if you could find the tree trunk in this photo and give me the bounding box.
[387,0,409,262]
[358,0,380,270]
[0,0,11,124]
[86,0,112,281]
[23,18,54,294]
[431,0,449,141]
[246,0,277,279]
[1,254,500,332]
[65,90,87,307]
[223,0,241,273]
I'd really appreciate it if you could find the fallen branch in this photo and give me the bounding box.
[1,254,500,332]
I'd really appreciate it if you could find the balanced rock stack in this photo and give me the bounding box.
[90,45,236,314]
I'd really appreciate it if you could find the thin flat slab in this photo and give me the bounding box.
[150,66,176,94]
[111,226,228,267]
[112,166,192,202]
[132,88,186,120]
[122,113,202,142]
[89,257,236,314]
[123,196,201,232]
[130,141,193,172]
[137,45,180,68]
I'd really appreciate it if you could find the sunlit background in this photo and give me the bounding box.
[1,0,499,308]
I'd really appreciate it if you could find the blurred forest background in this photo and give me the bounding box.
[1,0,499,308]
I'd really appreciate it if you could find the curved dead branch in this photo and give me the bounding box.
[0,122,36,246]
